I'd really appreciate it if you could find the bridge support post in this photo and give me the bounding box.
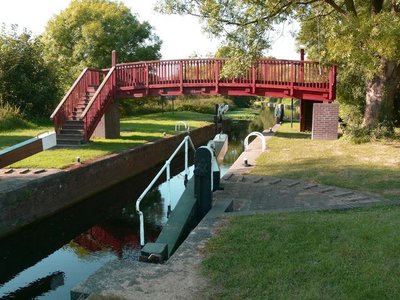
[92,102,120,139]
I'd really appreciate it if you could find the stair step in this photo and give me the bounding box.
[63,126,84,132]
[57,134,85,140]
[87,86,98,93]
[56,139,85,146]
[60,129,84,135]
[65,120,84,125]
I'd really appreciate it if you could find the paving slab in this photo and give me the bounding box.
[0,168,62,194]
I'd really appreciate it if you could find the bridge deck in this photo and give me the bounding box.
[114,58,336,101]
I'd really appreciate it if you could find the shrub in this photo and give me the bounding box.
[342,115,396,143]
[248,107,276,131]
[120,96,236,116]
[0,101,32,131]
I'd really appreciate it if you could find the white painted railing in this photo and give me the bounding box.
[244,132,266,152]
[136,135,195,247]
[175,121,189,132]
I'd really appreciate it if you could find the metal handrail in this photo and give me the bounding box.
[136,135,196,247]
[244,132,266,152]
[175,121,189,132]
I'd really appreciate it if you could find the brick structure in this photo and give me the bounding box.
[312,103,339,140]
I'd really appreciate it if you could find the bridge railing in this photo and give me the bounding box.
[50,68,102,133]
[80,67,116,140]
[115,58,336,98]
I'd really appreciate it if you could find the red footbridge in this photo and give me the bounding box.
[51,52,337,144]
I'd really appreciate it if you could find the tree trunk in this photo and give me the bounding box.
[363,59,400,128]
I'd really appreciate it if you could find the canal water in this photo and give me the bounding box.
[0,110,274,299]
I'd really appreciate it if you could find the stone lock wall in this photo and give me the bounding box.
[312,103,339,140]
[0,124,216,239]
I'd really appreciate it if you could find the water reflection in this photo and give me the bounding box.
[1,271,64,300]
[0,158,189,299]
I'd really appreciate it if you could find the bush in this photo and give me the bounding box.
[120,96,236,116]
[0,27,61,119]
[343,115,396,143]
[0,102,32,131]
[229,96,256,108]
[248,107,276,132]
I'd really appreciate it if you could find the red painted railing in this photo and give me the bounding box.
[52,57,336,142]
[80,67,116,140]
[115,58,336,101]
[50,68,102,133]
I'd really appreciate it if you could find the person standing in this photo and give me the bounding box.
[279,103,285,123]
[274,104,281,124]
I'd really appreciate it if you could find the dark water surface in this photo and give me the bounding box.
[0,113,274,299]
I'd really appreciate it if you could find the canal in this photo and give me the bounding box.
[0,110,274,299]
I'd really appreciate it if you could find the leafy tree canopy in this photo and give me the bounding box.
[42,0,162,85]
[157,0,400,127]
[0,25,60,119]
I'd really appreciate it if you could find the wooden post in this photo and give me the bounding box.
[300,49,305,84]
[112,50,117,67]
[291,98,294,128]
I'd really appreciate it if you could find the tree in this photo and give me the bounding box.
[0,25,60,119]
[157,0,400,129]
[42,0,162,86]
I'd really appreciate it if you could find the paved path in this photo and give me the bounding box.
[0,168,62,194]
[218,174,392,213]
[73,127,396,299]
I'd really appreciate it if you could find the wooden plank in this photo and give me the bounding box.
[0,139,43,168]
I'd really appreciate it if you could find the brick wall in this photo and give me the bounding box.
[312,103,339,140]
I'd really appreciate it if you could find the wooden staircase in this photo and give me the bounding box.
[56,86,97,146]
[51,67,116,146]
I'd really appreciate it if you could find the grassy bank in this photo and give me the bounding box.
[203,206,400,299]
[253,123,400,200]
[202,121,400,298]
[0,111,212,169]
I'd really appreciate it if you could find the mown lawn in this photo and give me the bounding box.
[253,123,400,200]
[202,122,400,299]
[203,206,400,299]
[0,111,212,169]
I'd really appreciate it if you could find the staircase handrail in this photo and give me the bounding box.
[79,66,116,140]
[136,135,196,247]
[50,67,100,120]
[80,66,115,118]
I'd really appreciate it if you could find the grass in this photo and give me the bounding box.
[0,111,212,169]
[225,108,258,120]
[202,206,400,299]
[252,122,400,200]
[202,121,400,298]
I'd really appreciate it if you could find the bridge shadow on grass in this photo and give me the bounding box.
[275,131,311,139]
[254,156,400,200]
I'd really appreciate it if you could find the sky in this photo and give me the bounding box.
[0,0,299,60]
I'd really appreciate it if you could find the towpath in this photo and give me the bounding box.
[74,125,395,299]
